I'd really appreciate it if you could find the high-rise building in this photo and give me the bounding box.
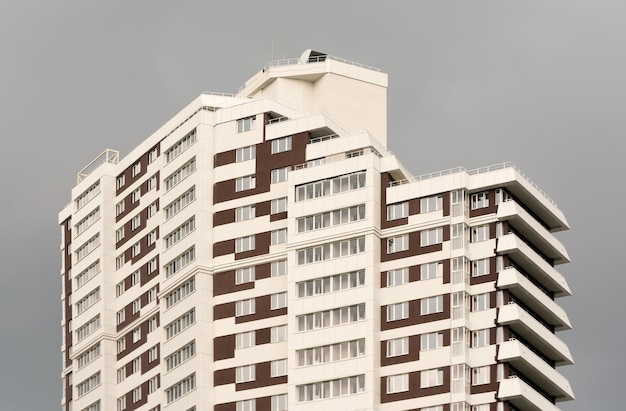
[58,50,574,411]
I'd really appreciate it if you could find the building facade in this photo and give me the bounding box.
[58,50,574,411]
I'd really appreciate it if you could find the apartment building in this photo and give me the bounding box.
[58,49,574,411]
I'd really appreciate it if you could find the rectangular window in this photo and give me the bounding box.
[271,197,287,214]
[420,368,444,388]
[236,145,256,162]
[235,266,255,285]
[164,247,195,278]
[271,292,287,310]
[386,337,409,357]
[271,136,292,153]
[235,205,255,222]
[387,202,408,220]
[235,235,255,253]
[271,359,288,377]
[387,302,409,321]
[387,234,409,253]
[386,374,409,393]
[421,295,444,315]
[386,267,408,287]
[236,365,255,383]
[471,224,490,242]
[165,308,196,340]
[421,331,444,350]
[297,270,365,297]
[235,298,255,317]
[165,373,196,404]
[271,228,287,245]
[270,167,290,184]
[165,158,196,191]
[165,340,196,371]
[421,227,444,246]
[472,329,490,348]
[237,116,255,133]
[471,192,489,209]
[420,261,443,280]
[472,258,490,277]
[421,195,443,213]
[472,366,491,385]
[236,331,255,349]
[235,175,256,192]
[165,186,195,219]
[271,260,287,277]
[271,325,287,342]
[165,129,196,164]
[472,293,490,312]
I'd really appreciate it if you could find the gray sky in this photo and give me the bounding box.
[1,1,622,409]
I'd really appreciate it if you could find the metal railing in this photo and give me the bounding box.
[77,149,119,183]
[388,162,557,207]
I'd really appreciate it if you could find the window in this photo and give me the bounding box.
[236,331,255,349]
[386,337,409,357]
[131,215,141,231]
[387,234,409,253]
[132,386,142,402]
[165,308,196,340]
[165,129,196,163]
[116,175,125,190]
[132,162,141,177]
[166,340,196,371]
[76,261,101,288]
[271,167,290,183]
[387,202,408,220]
[271,325,287,342]
[271,197,287,214]
[236,145,256,162]
[235,236,255,253]
[472,329,490,348]
[235,266,255,285]
[165,186,195,219]
[271,136,292,153]
[164,247,195,278]
[165,158,196,191]
[164,217,195,249]
[148,147,158,163]
[236,400,255,411]
[237,116,255,133]
[471,192,489,209]
[297,270,365,297]
[421,195,443,213]
[387,302,409,321]
[76,372,101,397]
[271,260,287,277]
[471,224,490,242]
[76,343,101,369]
[421,227,443,246]
[297,375,365,402]
[296,171,366,201]
[472,293,490,312]
[271,228,287,245]
[236,205,255,222]
[420,368,444,388]
[421,331,443,350]
[421,261,443,280]
[297,303,365,331]
[271,292,287,309]
[386,374,409,393]
[472,366,490,385]
[131,188,141,203]
[472,258,490,277]
[165,373,196,404]
[271,394,287,411]
[271,359,288,377]
[236,365,255,383]
[297,339,365,366]
[387,267,408,287]
[235,298,255,316]
[421,295,444,315]
[236,175,256,192]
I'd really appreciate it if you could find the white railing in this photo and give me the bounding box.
[77,149,119,183]
[388,162,557,207]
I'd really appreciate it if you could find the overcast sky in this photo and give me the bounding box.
[1,1,622,409]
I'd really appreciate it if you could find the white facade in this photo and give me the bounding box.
[59,50,573,411]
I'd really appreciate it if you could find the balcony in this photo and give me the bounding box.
[497,267,571,331]
[496,234,571,297]
[498,340,574,402]
[497,201,569,265]
[497,303,573,366]
[498,377,561,411]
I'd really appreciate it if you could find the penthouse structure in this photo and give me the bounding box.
[58,49,574,411]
